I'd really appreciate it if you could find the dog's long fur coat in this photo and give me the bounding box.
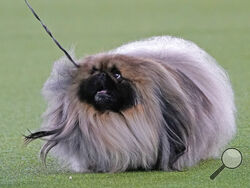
[32,36,236,172]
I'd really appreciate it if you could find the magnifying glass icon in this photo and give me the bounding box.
[210,148,243,180]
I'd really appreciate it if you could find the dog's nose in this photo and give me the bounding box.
[98,72,106,80]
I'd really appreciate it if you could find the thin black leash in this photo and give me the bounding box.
[24,0,80,68]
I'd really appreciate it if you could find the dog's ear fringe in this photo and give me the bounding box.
[23,129,61,165]
[158,95,189,170]
[156,67,213,170]
[23,130,58,144]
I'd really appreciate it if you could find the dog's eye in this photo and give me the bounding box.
[111,67,122,80]
[91,67,98,74]
[114,73,121,80]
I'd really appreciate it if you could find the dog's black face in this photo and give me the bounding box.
[78,66,136,112]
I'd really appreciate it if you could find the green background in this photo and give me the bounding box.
[0,0,249,187]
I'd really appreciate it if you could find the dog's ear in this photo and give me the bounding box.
[156,69,212,170]
[161,99,188,170]
[157,93,190,170]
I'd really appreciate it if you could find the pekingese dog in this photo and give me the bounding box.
[25,36,236,172]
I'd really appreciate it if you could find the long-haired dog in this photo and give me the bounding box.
[25,36,236,172]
